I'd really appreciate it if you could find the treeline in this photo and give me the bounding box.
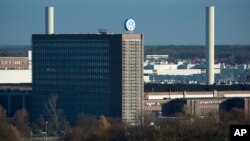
[2,106,248,141]
[64,108,250,141]
[1,45,250,64]
[145,45,250,64]
[1,95,250,141]
[0,106,29,141]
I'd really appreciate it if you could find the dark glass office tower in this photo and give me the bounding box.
[32,34,143,125]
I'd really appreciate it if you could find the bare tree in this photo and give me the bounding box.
[181,104,192,117]
[44,95,69,135]
[0,106,22,141]
[0,105,8,125]
[11,108,31,137]
[64,113,97,141]
[75,113,97,130]
[85,115,111,141]
[31,115,46,134]
[0,124,23,141]
[99,115,110,130]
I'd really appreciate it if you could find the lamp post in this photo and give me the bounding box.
[45,121,48,141]
[30,131,33,141]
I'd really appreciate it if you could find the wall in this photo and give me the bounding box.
[0,70,32,83]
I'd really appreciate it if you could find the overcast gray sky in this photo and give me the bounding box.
[0,0,249,45]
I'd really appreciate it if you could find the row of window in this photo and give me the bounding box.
[35,57,109,62]
[0,61,27,65]
[34,67,109,73]
[34,87,109,93]
[36,80,109,85]
[34,40,109,48]
[36,61,109,67]
[200,101,222,104]
[200,107,218,116]
[35,48,109,54]
[0,67,28,70]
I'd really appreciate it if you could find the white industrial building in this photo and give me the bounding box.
[146,55,168,60]
[144,62,221,76]
[0,50,32,84]
[145,91,250,100]
[0,70,32,83]
[143,61,250,84]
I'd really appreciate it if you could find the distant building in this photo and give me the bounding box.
[143,61,250,84]
[0,84,32,117]
[144,84,250,121]
[32,33,144,125]
[0,51,32,84]
[146,55,168,60]
[0,57,28,70]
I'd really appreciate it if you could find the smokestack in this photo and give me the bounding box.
[206,6,215,85]
[45,6,54,34]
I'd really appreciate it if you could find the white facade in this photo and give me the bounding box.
[144,75,150,83]
[147,94,214,100]
[144,70,154,74]
[0,50,32,84]
[146,92,250,100]
[157,69,202,75]
[144,62,221,76]
[28,50,32,70]
[0,70,32,83]
[142,60,249,83]
[153,64,178,70]
[146,55,168,60]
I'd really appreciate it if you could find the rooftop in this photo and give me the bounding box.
[0,83,32,91]
[145,83,250,92]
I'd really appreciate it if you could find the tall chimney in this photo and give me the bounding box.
[45,6,54,34]
[206,6,215,85]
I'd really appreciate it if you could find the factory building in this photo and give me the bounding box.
[144,84,250,121]
[0,51,32,84]
[32,33,144,125]
[0,84,32,117]
[31,6,144,125]
[0,57,28,70]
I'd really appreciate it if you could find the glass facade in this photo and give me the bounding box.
[0,90,32,117]
[32,34,143,125]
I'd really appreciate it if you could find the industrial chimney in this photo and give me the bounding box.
[206,6,215,85]
[45,6,54,34]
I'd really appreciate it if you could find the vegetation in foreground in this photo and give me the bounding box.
[1,102,249,141]
[63,108,249,141]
